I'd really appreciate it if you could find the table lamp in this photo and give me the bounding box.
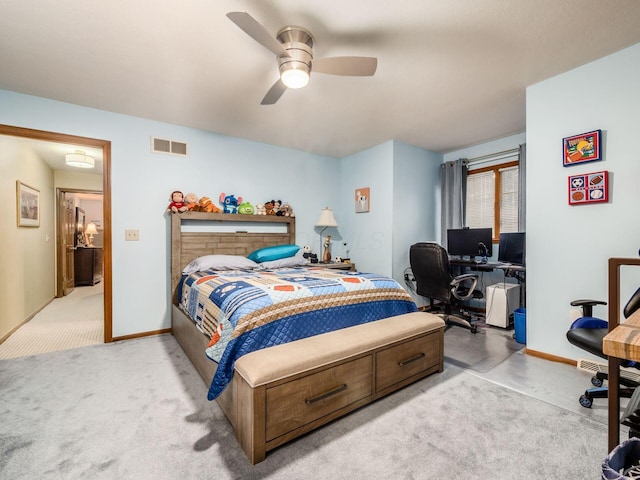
[85,222,98,247]
[315,207,338,263]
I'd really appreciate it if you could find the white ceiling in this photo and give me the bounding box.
[1,0,640,158]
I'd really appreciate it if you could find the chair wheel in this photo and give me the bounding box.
[591,376,604,387]
[579,394,593,408]
[470,325,478,334]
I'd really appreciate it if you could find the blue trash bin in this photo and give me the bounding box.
[514,308,526,344]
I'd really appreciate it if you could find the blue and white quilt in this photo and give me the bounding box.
[178,266,418,400]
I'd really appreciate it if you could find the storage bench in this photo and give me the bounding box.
[230,311,445,464]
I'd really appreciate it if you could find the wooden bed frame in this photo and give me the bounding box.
[170,211,444,462]
[171,211,297,424]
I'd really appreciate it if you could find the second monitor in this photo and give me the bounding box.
[446,227,493,259]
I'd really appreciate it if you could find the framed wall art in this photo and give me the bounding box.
[355,187,370,213]
[568,170,608,205]
[563,129,601,167]
[16,181,40,227]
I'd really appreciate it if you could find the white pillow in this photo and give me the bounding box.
[182,255,258,275]
[257,255,310,269]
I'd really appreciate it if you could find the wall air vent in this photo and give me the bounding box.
[577,358,640,383]
[151,137,188,156]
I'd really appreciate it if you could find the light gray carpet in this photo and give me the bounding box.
[0,334,607,479]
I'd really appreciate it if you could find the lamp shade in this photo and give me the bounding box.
[65,150,95,169]
[85,222,98,235]
[315,207,338,228]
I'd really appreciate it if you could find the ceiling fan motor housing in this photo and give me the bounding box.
[276,26,314,83]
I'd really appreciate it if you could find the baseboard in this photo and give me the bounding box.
[112,328,172,342]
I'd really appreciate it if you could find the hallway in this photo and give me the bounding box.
[0,283,103,360]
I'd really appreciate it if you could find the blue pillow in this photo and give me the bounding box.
[247,244,300,263]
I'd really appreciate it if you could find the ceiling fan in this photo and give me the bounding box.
[227,12,378,105]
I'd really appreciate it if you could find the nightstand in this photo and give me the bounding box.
[306,262,356,272]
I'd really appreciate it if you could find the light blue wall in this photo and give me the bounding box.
[0,89,339,337]
[526,42,640,360]
[339,141,395,276]
[392,141,441,287]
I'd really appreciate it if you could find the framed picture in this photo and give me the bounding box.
[355,187,370,213]
[563,129,602,167]
[568,170,608,205]
[16,181,40,227]
[75,207,86,246]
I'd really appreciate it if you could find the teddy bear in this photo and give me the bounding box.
[167,190,188,213]
[198,196,221,213]
[184,192,199,211]
[264,200,275,215]
[255,203,266,215]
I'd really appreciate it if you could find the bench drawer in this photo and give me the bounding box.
[375,332,441,392]
[265,355,373,441]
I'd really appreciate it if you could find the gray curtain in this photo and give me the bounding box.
[440,159,467,247]
[518,143,526,232]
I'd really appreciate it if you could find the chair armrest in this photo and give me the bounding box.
[570,299,607,318]
[450,274,479,301]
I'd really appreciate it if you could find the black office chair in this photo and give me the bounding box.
[409,242,483,333]
[566,287,640,408]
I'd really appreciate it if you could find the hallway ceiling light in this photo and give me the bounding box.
[65,150,95,169]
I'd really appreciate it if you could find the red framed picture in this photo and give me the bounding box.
[568,170,608,205]
[563,130,601,166]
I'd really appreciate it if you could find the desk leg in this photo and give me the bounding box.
[608,356,621,452]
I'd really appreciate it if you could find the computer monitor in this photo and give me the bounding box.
[446,228,493,258]
[498,232,526,266]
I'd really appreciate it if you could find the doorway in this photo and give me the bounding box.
[0,124,112,343]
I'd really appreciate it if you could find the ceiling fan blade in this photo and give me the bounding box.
[261,79,287,105]
[313,56,378,76]
[227,12,290,58]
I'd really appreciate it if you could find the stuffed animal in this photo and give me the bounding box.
[272,200,282,216]
[279,203,295,217]
[303,245,318,264]
[264,200,275,215]
[185,192,199,211]
[219,193,243,214]
[238,201,255,215]
[255,203,266,215]
[198,196,221,213]
[167,190,188,213]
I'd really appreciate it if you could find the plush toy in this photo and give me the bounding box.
[272,200,282,216]
[302,245,318,264]
[255,203,266,215]
[184,192,199,211]
[279,203,295,217]
[167,190,188,213]
[198,196,221,213]
[264,200,275,215]
[238,202,255,215]
[219,193,243,214]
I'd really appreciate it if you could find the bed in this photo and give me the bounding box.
[170,211,444,462]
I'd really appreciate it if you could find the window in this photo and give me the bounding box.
[466,161,519,241]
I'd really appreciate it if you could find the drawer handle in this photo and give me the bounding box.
[305,384,348,405]
[398,353,425,367]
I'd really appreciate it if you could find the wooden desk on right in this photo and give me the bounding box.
[602,257,640,452]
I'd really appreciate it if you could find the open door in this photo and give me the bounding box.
[63,194,75,296]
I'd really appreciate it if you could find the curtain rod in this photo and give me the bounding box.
[464,147,519,165]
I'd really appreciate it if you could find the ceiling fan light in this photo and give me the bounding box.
[65,150,95,169]
[281,68,309,89]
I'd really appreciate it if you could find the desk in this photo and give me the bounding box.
[602,257,640,452]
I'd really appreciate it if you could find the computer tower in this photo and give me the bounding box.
[485,283,521,328]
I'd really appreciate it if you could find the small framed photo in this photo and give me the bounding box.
[568,170,608,205]
[355,187,370,213]
[563,129,602,167]
[16,181,40,227]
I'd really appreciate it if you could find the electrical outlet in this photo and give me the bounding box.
[125,229,139,241]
